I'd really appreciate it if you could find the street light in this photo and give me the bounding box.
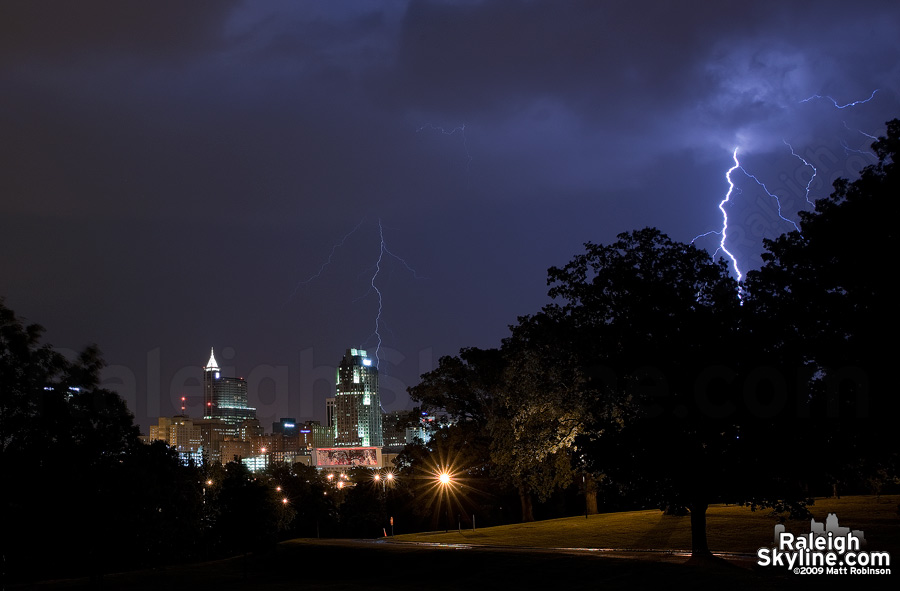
[437,472,453,532]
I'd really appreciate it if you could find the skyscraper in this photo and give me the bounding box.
[203,348,256,438]
[334,348,383,447]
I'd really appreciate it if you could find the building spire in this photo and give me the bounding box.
[205,347,219,371]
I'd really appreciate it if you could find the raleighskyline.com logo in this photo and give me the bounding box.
[757,513,890,575]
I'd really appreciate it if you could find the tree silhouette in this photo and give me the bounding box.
[746,118,900,496]
[531,227,742,556]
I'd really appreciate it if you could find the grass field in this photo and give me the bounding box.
[392,495,900,555]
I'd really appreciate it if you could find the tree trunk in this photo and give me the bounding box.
[585,490,598,515]
[689,500,711,557]
[518,487,534,522]
[584,474,598,515]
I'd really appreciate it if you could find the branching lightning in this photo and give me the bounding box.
[738,163,803,234]
[284,217,366,305]
[695,89,881,284]
[800,89,879,109]
[843,120,878,141]
[841,121,878,158]
[841,139,876,158]
[417,123,473,180]
[783,140,818,206]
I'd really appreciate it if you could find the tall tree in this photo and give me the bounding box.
[409,346,569,522]
[496,314,585,520]
[538,227,743,556]
[409,347,505,428]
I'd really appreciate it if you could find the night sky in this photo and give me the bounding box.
[2,1,899,433]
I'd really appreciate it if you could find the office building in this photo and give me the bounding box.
[334,348,382,447]
[203,347,257,438]
[148,415,203,464]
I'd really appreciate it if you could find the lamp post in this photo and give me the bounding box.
[438,472,452,532]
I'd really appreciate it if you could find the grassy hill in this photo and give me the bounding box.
[392,495,900,555]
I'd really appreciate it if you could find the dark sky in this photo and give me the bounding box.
[2,1,898,433]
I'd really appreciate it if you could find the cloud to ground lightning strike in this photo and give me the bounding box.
[285,218,422,369]
[364,219,423,369]
[694,147,805,282]
[693,147,743,281]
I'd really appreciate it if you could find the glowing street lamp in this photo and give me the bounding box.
[435,470,455,532]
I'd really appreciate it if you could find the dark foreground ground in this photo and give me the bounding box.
[17,538,891,591]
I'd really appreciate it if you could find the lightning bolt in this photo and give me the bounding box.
[694,147,807,282]
[840,121,878,158]
[783,140,818,206]
[693,148,743,281]
[799,89,879,109]
[417,123,473,180]
[283,217,366,305]
[364,219,423,369]
[840,139,877,159]
[738,165,803,234]
[843,120,878,141]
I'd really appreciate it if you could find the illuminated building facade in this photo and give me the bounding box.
[299,420,334,448]
[202,348,257,438]
[148,415,204,465]
[334,348,383,447]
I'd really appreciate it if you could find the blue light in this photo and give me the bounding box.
[362,359,372,367]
